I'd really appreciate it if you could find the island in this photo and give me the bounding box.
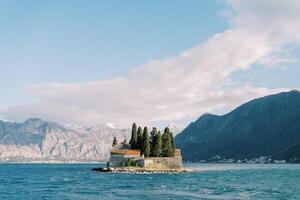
[94,123,189,173]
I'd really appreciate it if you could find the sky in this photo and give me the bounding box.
[0,0,299,128]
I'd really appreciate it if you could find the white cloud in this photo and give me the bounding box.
[1,0,299,127]
[225,0,300,43]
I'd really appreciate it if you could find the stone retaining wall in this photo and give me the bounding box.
[141,156,182,169]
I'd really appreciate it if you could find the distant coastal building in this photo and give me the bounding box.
[108,142,182,170]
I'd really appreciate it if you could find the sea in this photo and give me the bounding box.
[0,163,299,200]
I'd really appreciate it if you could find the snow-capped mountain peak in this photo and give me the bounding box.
[167,123,185,136]
[103,122,118,129]
[0,119,130,162]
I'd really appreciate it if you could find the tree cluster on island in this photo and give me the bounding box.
[113,123,176,158]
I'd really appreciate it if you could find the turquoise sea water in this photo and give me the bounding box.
[0,163,299,200]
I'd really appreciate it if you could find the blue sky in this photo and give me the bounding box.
[0,0,227,106]
[0,0,299,127]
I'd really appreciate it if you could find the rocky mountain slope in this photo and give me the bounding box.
[0,118,130,162]
[176,90,300,163]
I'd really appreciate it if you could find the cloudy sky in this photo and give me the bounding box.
[0,0,299,127]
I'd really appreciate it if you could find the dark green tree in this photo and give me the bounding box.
[164,127,170,134]
[142,127,150,157]
[161,128,173,157]
[112,137,118,146]
[152,131,162,157]
[150,127,158,156]
[169,132,176,157]
[137,126,143,151]
[129,123,138,149]
[150,127,158,143]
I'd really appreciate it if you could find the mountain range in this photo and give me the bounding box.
[176,90,300,163]
[0,118,184,162]
[1,90,299,163]
[0,118,130,162]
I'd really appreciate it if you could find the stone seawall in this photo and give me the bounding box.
[141,156,182,169]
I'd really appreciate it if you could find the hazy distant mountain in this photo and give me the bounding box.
[167,123,185,136]
[176,90,300,163]
[0,118,130,162]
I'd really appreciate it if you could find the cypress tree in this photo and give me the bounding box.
[150,127,158,156]
[157,131,163,156]
[152,131,162,157]
[142,127,150,157]
[137,126,143,151]
[129,123,138,149]
[164,128,176,156]
[170,132,176,157]
[150,127,157,143]
[164,127,170,134]
[161,128,173,157]
[112,137,118,147]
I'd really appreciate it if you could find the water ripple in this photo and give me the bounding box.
[0,163,299,199]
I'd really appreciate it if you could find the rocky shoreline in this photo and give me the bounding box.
[92,167,192,174]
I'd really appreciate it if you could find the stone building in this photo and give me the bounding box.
[108,143,141,167]
[108,143,182,170]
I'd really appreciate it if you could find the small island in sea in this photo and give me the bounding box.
[94,123,189,173]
